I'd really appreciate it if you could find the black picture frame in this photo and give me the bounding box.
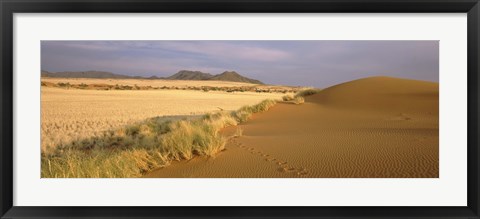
[1,0,479,218]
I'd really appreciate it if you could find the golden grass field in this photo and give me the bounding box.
[41,80,285,154]
[41,77,299,92]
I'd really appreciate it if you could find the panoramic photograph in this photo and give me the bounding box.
[40,40,439,178]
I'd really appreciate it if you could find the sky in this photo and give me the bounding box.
[41,40,439,88]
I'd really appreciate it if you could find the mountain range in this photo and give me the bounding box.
[41,70,264,84]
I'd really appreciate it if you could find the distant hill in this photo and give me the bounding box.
[41,70,264,84]
[167,70,263,84]
[148,76,161,79]
[209,71,263,84]
[41,70,131,79]
[167,70,213,80]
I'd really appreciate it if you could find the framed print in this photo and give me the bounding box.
[1,0,479,218]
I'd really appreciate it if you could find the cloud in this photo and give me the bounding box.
[41,40,439,87]
[43,41,291,62]
[158,41,291,62]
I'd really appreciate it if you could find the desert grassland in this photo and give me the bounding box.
[42,97,278,178]
[41,78,292,178]
[42,78,258,87]
[41,86,284,153]
[41,77,298,92]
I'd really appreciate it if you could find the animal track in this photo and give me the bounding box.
[266,159,276,163]
[230,138,309,176]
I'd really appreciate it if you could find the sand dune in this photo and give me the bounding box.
[146,77,439,178]
[310,76,438,113]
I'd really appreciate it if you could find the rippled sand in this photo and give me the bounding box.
[146,77,439,178]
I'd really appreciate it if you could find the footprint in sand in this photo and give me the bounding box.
[297,170,309,176]
[285,167,297,172]
[278,166,296,173]
[387,113,412,121]
[265,157,276,162]
[229,138,309,176]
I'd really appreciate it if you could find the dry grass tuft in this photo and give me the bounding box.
[293,96,305,105]
[231,99,277,122]
[294,88,322,97]
[282,95,294,101]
